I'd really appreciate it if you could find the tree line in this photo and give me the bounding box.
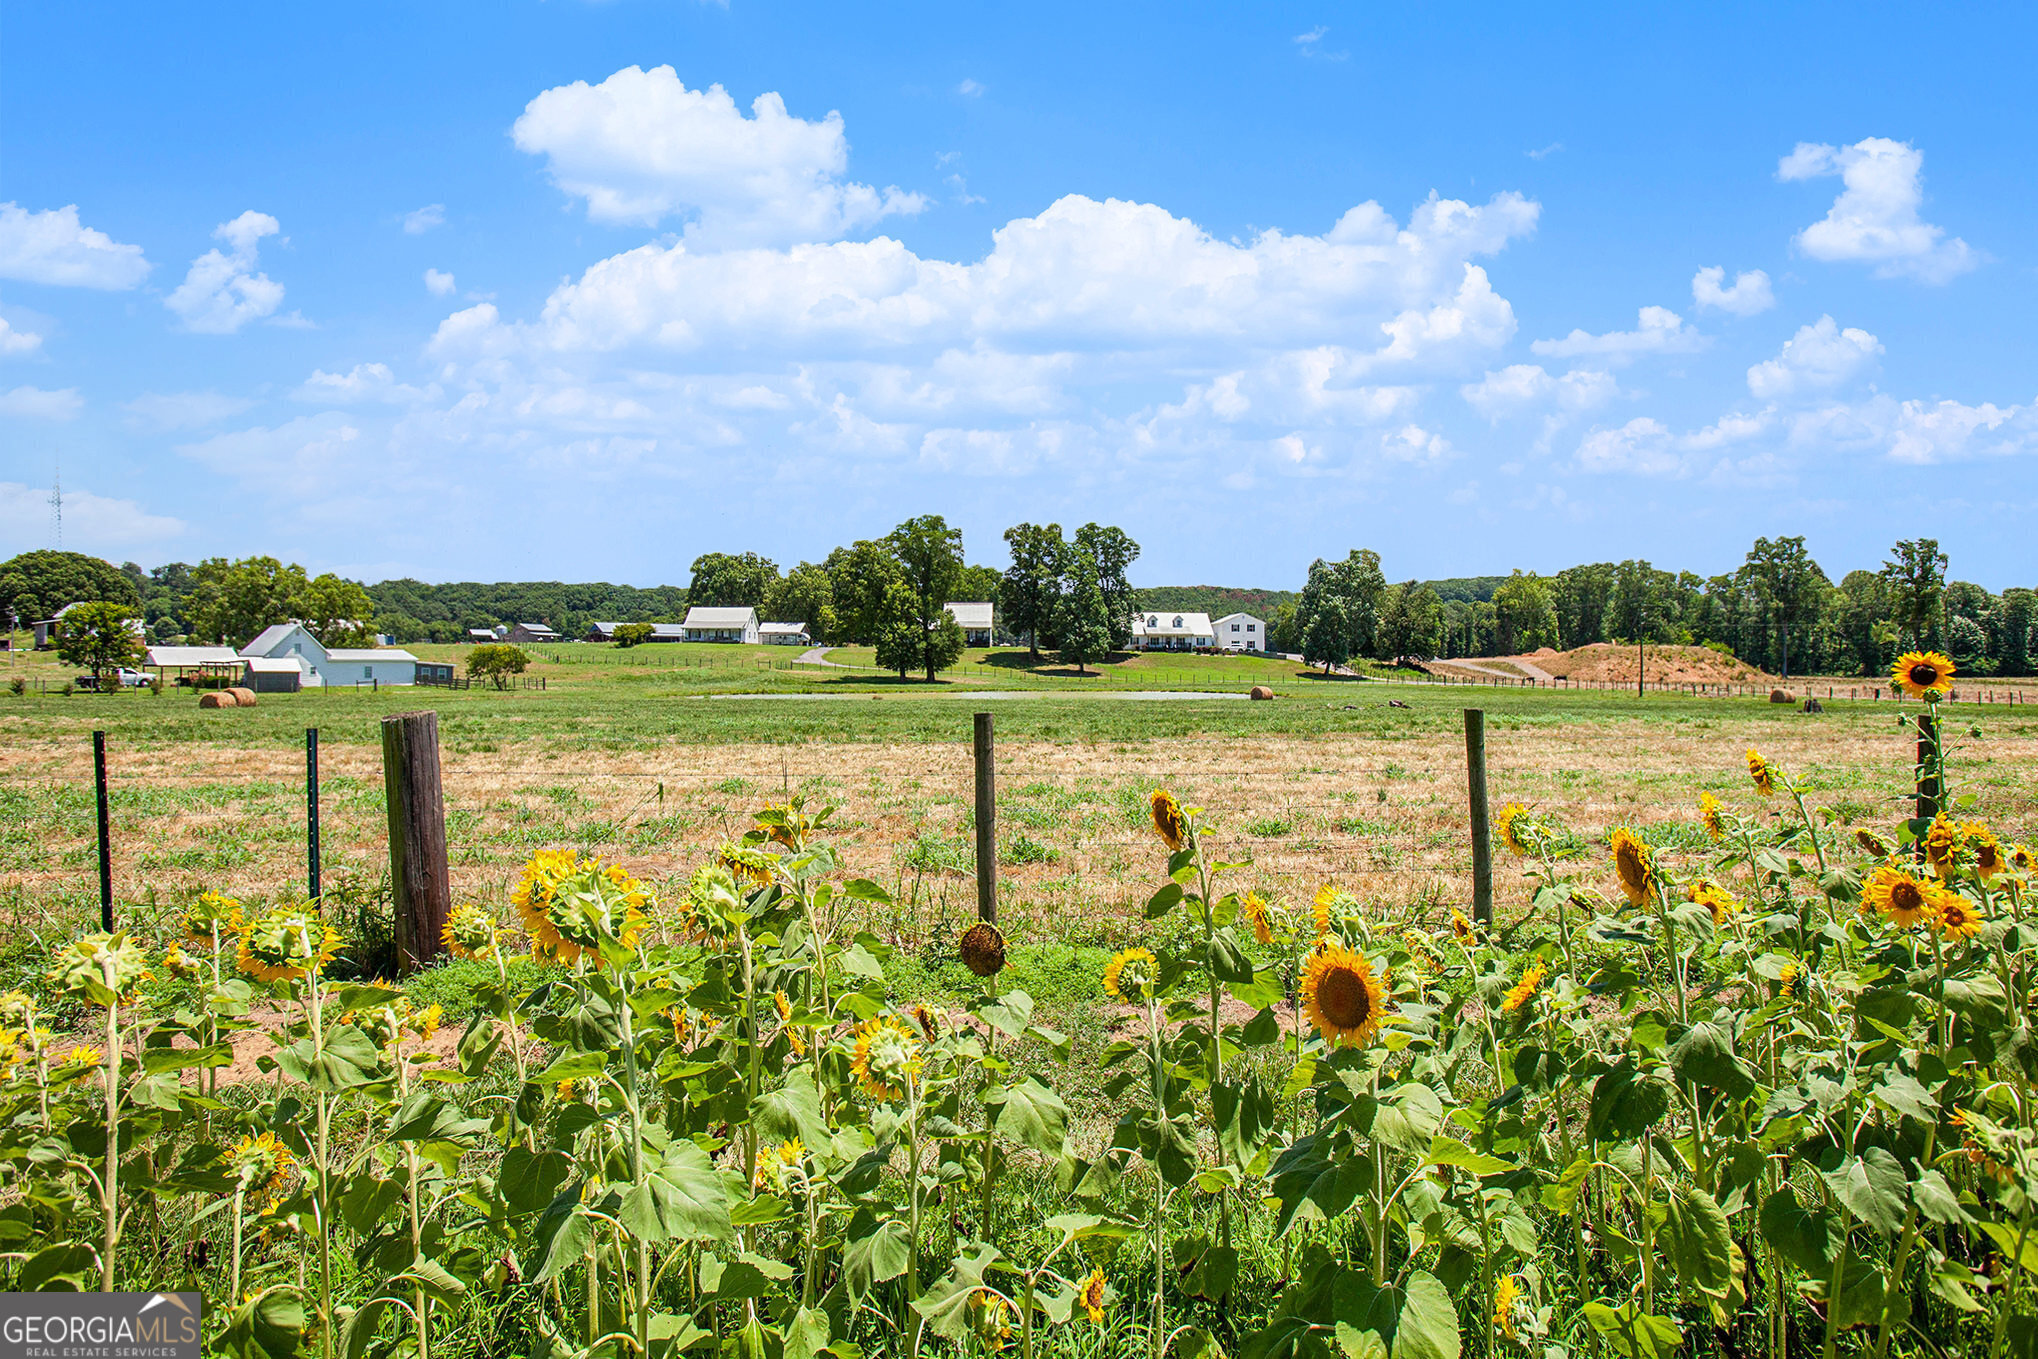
[4,530,2029,678]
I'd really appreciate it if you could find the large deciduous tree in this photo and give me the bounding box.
[1000,523,1066,657]
[184,557,311,646]
[1074,523,1140,649]
[823,540,904,645]
[1053,548,1114,675]
[687,552,780,609]
[55,601,144,688]
[887,515,966,681]
[0,550,139,627]
[1491,570,1559,654]
[302,573,376,647]
[764,562,838,643]
[1882,538,1948,650]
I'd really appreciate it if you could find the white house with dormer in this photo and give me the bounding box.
[1214,613,1267,652]
[1130,611,1215,651]
[238,622,418,687]
[681,607,760,644]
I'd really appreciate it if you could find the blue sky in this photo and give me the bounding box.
[2,2,2033,588]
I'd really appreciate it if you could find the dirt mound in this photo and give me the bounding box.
[1514,642,1769,685]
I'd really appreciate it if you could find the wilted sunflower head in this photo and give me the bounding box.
[1932,892,1984,941]
[1923,814,1959,878]
[754,800,808,851]
[1745,748,1775,798]
[1078,1269,1108,1325]
[1239,892,1274,945]
[0,991,35,1031]
[1689,878,1739,927]
[160,943,201,982]
[2012,844,2036,875]
[958,921,1007,977]
[1892,650,1955,700]
[1697,792,1726,844]
[718,842,778,892]
[1149,790,1188,851]
[1855,827,1892,859]
[1450,908,1475,945]
[910,1002,940,1041]
[850,1015,923,1101]
[1102,947,1158,1003]
[970,1288,1013,1347]
[442,902,498,961]
[229,1131,297,1195]
[1610,828,1654,907]
[1863,865,1938,929]
[1301,942,1389,1048]
[1776,960,1803,999]
[1964,823,2005,879]
[48,931,153,1006]
[1494,1275,1521,1342]
[182,890,244,945]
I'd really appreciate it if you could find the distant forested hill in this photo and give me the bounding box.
[1134,586,1298,618]
[1420,576,1507,603]
[367,579,689,643]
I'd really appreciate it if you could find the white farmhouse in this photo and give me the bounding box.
[943,602,995,646]
[681,607,760,644]
[238,622,419,687]
[1214,612,1267,652]
[1130,611,1215,652]
[759,622,811,646]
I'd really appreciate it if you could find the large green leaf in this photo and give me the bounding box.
[1660,1183,1732,1299]
[993,1075,1070,1155]
[1668,1022,1756,1099]
[1372,1083,1443,1157]
[1215,1075,1277,1168]
[619,1140,733,1244]
[1327,1267,1460,1359]
[1209,929,1256,983]
[498,1146,572,1218]
[17,1242,95,1291]
[1588,1056,1671,1143]
[218,1288,310,1359]
[1819,1148,1908,1234]
[753,1070,830,1150]
[1759,1188,1837,1276]
[1581,1303,1681,1359]
[840,1218,911,1302]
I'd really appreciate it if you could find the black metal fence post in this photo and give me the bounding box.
[1463,710,1493,926]
[92,730,113,930]
[307,727,322,899]
[973,712,997,924]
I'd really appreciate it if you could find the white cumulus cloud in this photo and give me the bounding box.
[0,385,83,420]
[165,211,287,333]
[403,204,446,234]
[511,65,929,247]
[1746,316,1882,400]
[1575,417,1683,476]
[1691,266,1773,316]
[1780,137,1977,283]
[424,268,457,296]
[0,481,183,548]
[293,363,438,405]
[0,317,43,356]
[1530,306,1703,362]
[0,203,152,289]
[1461,364,1618,419]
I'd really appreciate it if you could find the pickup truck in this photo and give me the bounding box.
[74,668,153,691]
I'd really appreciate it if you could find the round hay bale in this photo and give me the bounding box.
[1249,685,1275,701]
[198,692,232,709]
[1768,688,1792,704]
[228,686,258,707]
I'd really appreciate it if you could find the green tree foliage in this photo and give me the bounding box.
[1553,564,1615,648]
[1000,522,1067,657]
[612,623,654,648]
[1376,581,1445,663]
[0,550,138,625]
[465,643,530,689]
[1882,538,1948,649]
[1995,588,2034,676]
[54,600,144,687]
[763,562,837,642]
[887,515,966,681]
[1074,523,1140,648]
[823,540,904,645]
[366,579,686,644]
[1296,559,1353,673]
[872,582,952,679]
[688,552,779,609]
[184,557,311,645]
[1738,536,1828,677]
[1053,547,1115,674]
[301,573,376,646]
[1491,569,1559,653]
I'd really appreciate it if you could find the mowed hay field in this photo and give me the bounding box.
[5,677,2036,972]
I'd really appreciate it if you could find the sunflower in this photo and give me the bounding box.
[1450,908,1474,945]
[1964,823,2005,879]
[60,1044,104,1069]
[1240,892,1274,945]
[718,842,777,891]
[1078,1268,1107,1325]
[47,931,153,1005]
[236,909,340,985]
[1777,960,1802,999]
[1891,650,1955,700]
[1610,828,1654,907]
[2012,844,2036,874]
[441,902,498,961]
[1501,962,1547,1014]
[1745,748,1775,798]
[911,1002,941,1041]
[970,1289,1014,1348]
[229,1131,297,1196]
[666,1005,694,1047]
[958,921,1007,977]
[850,1016,923,1101]
[1855,827,1892,859]
[1102,947,1158,1003]
[1312,883,1353,938]
[516,852,650,966]
[1862,865,1941,929]
[1689,878,1740,927]
[1495,803,1532,857]
[1923,814,1959,878]
[1301,942,1389,1048]
[1150,790,1188,851]
[160,943,200,981]
[1697,792,1726,844]
[182,890,244,945]
[756,802,803,851]
[1931,892,1983,941]
[1494,1274,1520,1343]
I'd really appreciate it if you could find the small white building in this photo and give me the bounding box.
[239,622,418,687]
[1214,612,1267,652]
[1130,611,1215,652]
[681,606,760,644]
[759,622,811,646]
[943,602,995,646]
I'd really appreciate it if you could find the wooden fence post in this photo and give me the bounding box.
[306,727,322,900]
[92,731,113,931]
[1464,709,1494,926]
[973,712,997,923]
[381,711,451,973]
